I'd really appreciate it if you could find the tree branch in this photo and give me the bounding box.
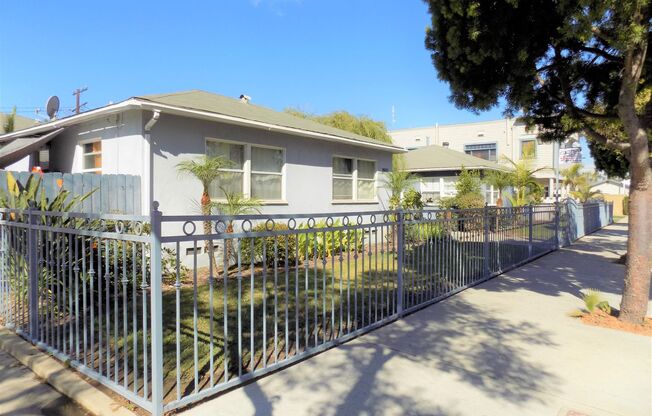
[582,122,631,153]
[578,46,622,62]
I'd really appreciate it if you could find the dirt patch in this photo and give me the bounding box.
[579,309,652,337]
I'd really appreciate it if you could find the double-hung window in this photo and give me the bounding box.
[332,157,377,201]
[81,140,102,173]
[206,139,285,201]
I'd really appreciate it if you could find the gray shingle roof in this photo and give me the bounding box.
[404,144,506,172]
[136,90,403,151]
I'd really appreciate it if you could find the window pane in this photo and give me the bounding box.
[333,157,353,176]
[521,140,536,159]
[84,154,101,169]
[251,173,282,200]
[83,141,101,154]
[358,160,375,179]
[252,147,283,173]
[357,179,375,200]
[210,172,243,198]
[207,141,244,169]
[333,178,353,200]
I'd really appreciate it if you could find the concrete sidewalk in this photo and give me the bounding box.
[183,221,652,416]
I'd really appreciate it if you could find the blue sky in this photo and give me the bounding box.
[0,0,593,166]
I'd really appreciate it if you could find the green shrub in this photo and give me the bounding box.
[240,224,298,266]
[402,188,424,210]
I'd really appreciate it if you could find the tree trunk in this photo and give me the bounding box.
[201,191,218,273]
[617,39,652,324]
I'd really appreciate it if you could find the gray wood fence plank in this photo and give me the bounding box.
[0,170,141,214]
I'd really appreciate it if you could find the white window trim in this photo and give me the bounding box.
[331,155,378,203]
[205,138,287,203]
[78,138,102,173]
[463,142,498,162]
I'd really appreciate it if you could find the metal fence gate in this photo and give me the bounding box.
[0,201,613,415]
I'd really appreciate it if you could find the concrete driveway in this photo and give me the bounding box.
[182,221,651,416]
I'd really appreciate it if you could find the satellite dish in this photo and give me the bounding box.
[46,96,60,120]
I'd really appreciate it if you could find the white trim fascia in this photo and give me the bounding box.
[1,97,406,153]
[138,101,405,153]
[406,166,506,172]
[0,99,141,142]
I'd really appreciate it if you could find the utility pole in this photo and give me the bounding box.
[72,87,88,114]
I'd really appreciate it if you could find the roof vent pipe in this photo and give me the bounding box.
[240,94,251,104]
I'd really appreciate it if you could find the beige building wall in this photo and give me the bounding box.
[390,118,574,200]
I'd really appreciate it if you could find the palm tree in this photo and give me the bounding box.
[380,169,417,209]
[561,163,584,195]
[212,190,261,263]
[176,155,232,262]
[501,156,546,207]
[483,169,513,207]
[571,172,602,202]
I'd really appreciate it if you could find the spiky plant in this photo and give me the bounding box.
[501,156,546,207]
[2,106,16,134]
[380,169,417,209]
[582,289,611,314]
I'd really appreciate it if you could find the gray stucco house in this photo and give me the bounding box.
[0,90,404,216]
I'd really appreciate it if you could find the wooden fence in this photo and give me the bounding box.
[0,171,142,214]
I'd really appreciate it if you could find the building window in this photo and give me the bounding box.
[332,157,377,201]
[206,139,285,201]
[464,143,497,161]
[520,138,536,159]
[251,146,283,200]
[442,142,450,148]
[82,140,102,173]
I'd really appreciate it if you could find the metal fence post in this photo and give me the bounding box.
[27,206,39,341]
[150,202,164,416]
[554,201,560,250]
[527,204,533,258]
[483,204,490,278]
[396,209,404,316]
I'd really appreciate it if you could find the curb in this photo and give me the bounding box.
[0,328,137,416]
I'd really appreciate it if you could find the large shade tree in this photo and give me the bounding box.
[424,0,651,323]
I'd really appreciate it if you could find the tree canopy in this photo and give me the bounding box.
[424,0,651,323]
[424,0,650,176]
[285,108,393,144]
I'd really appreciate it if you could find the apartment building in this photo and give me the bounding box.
[391,118,570,201]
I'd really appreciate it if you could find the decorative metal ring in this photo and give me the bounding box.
[133,221,144,235]
[214,220,225,233]
[242,219,252,232]
[342,216,350,226]
[307,217,316,229]
[116,220,125,234]
[427,211,432,220]
[356,215,363,225]
[182,221,196,236]
[325,217,334,227]
[287,218,297,230]
[99,219,108,232]
[265,218,275,231]
[370,214,376,224]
